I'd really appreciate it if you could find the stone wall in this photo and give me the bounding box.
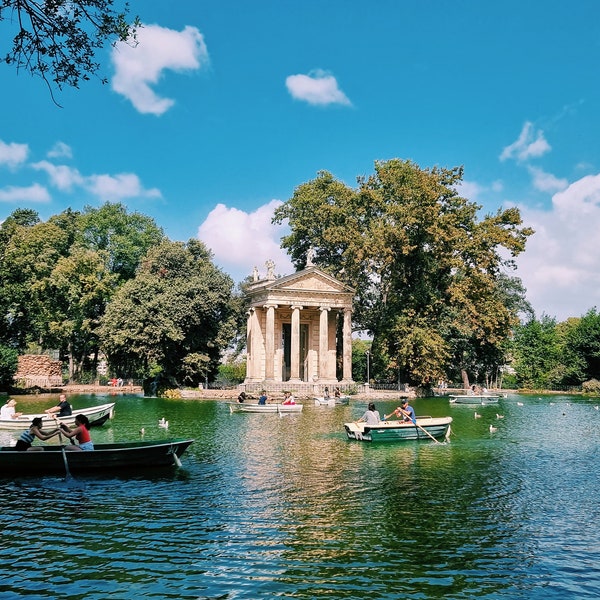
[14,354,63,388]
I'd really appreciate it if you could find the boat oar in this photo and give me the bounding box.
[55,422,73,480]
[395,407,442,444]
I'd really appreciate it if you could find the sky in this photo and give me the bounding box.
[1,0,600,322]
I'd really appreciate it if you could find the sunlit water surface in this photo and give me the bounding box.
[1,393,600,599]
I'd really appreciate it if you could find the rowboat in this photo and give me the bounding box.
[449,394,504,405]
[344,416,452,442]
[229,403,303,414]
[314,396,350,407]
[0,439,194,474]
[0,402,116,430]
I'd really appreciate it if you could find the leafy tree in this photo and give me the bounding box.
[0,343,18,390]
[98,240,238,392]
[1,0,139,96]
[562,309,600,384]
[76,202,165,280]
[511,315,564,389]
[273,160,533,387]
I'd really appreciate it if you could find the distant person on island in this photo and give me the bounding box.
[356,402,381,425]
[15,418,61,451]
[1,399,22,420]
[54,414,94,451]
[282,391,296,405]
[258,391,268,405]
[384,400,416,423]
[44,394,72,417]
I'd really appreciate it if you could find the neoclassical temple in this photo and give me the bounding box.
[244,260,354,389]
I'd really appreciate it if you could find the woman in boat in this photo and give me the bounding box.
[237,391,247,403]
[1,399,23,420]
[15,417,61,451]
[55,414,94,451]
[323,387,330,399]
[356,403,381,425]
[282,391,296,405]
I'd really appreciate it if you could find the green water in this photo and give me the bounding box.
[1,393,599,599]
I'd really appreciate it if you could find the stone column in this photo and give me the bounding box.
[290,304,303,381]
[319,306,330,381]
[245,308,254,379]
[342,308,353,382]
[264,304,277,381]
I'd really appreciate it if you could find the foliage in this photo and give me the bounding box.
[217,361,246,386]
[351,338,372,383]
[0,0,140,97]
[0,344,18,390]
[273,160,533,386]
[98,239,238,387]
[582,379,600,395]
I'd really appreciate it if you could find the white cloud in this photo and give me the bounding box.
[47,142,72,159]
[197,200,294,281]
[515,172,600,320]
[31,160,83,191]
[500,122,551,162]
[286,69,351,106]
[527,166,568,193]
[111,24,209,115]
[87,173,162,200]
[0,184,50,203]
[0,139,28,169]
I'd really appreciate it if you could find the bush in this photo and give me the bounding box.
[582,379,600,395]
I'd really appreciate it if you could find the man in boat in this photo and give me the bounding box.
[258,391,268,405]
[384,400,416,424]
[44,394,72,417]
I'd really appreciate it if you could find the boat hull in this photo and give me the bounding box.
[314,396,350,406]
[0,402,116,430]
[344,417,452,442]
[0,439,194,474]
[449,395,501,405]
[229,403,303,414]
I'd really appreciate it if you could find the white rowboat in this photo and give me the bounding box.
[229,403,303,414]
[0,402,116,430]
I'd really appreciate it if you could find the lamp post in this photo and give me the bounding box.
[365,350,370,389]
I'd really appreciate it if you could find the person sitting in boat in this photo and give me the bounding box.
[55,414,94,451]
[237,391,247,403]
[15,417,61,451]
[282,391,296,405]
[357,402,381,425]
[323,387,330,399]
[384,400,416,424]
[334,387,341,398]
[258,391,268,405]
[1,399,23,420]
[45,394,72,417]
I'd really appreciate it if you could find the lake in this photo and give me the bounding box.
[1,392,599,599]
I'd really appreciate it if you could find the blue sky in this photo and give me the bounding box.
[1,0,600,321]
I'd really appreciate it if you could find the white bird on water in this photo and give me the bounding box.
[517,402,524,407]
[496,413,504,419]
[474,412,482,419]
[159,418,169,429]
[139,427,145,436]
[489,424,498,433]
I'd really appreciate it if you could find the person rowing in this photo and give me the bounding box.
[383,399,416,423]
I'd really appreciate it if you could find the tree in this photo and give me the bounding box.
[0,343,18,390]
[1,0,139,97]
[98,240,238,392]
[273,160,533,387]
[562,309,600,384]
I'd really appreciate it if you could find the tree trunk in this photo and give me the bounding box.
[461,369,470,391]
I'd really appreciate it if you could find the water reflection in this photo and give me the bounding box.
[1,393,600,598]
